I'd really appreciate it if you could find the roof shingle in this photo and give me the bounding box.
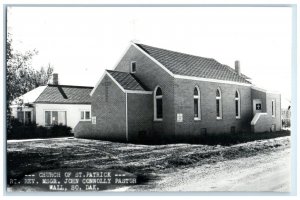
[106,70,149,91]
[35,85,93,104]
[136,43,251,84]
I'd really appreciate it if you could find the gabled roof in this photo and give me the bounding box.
[135,43,251,84]
[34,84,93,104]
[11,86,47,105]
[106,70,149,91]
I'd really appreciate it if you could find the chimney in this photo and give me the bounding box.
[52,73,59,85]
[235,60,241,76]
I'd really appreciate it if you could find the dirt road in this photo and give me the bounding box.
[124,148,290,192]
[7,136,290,192]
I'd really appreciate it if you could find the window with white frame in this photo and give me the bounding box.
[272,100,276,117]
[80,111,91,121]
[235,90,241,119]
[154,86,163,121]
[131,61,136,73]
[194,86,201,120]
[45,111,66,126]
[216,88,222,119]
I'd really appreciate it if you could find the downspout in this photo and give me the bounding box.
[125,92,128,142]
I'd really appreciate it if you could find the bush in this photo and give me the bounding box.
[129,129,290,145]
[282,119,291,128]
[7,119,73,140]
[195,130,290,146]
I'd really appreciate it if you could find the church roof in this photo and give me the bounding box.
[135,43,251,84]
[106,70,149,91]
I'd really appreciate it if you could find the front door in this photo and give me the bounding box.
[253,99,262,115]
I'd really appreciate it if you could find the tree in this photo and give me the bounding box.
[6,33,54,122]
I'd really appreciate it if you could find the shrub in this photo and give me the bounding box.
[195,130,290,146]
[282,119,291,128]
[50,124,72,138]
[7,119,73,140]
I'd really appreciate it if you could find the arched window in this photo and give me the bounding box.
[235,90,241,119]
[216,88,222,119]
[154,86,163,121]
[194,86,201,120]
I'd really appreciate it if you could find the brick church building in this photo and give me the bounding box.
[74,42,281,143]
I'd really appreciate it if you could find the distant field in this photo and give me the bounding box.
[6,134,290,191]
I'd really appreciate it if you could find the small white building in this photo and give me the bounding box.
[10,74,93,130]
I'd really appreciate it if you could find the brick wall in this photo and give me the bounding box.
[74,121,97,138]
[115,45,175,141]
[174,78,252,138]
[81,44,282,142]
[76,74,127,141]
[127,93,153,142]
[250,89,281,132]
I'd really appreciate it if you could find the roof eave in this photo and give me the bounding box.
[34,102,92,105]
[174,74,252,87]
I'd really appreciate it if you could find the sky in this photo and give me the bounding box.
[7,6,292,107]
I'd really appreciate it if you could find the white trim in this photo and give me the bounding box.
[79,110,91,121]
[125,90,152,94]
[90,44,132,96]
[131,42,174,77]
[193,86,201,120]
[216,87,222,119]
[253,99,263,114]
[175,74,252,87]
[235,90,241,119]
[125,92,128,142]
[154,86,163,121]
[94,71,152,95]
[80,111,85,120]
[44,110,67,126]
[105,71,126,93]
[251,112,267,125]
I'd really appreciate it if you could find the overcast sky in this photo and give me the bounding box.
[7,6,292,107]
